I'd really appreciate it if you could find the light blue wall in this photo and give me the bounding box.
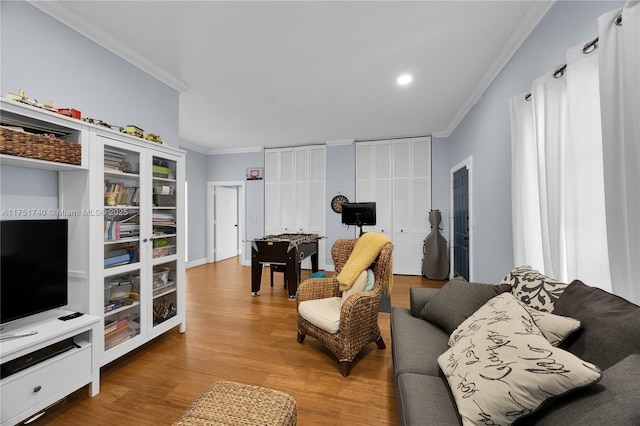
[447,0,625,283]
[183,149,208,263]
[326,143,357,265]
[208,151,265,264]
[0,1,178,148]
[431,137,451,247]
[0,1,179,220]
[208,151,264,182]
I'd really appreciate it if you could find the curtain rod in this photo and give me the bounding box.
[525,12,622,101]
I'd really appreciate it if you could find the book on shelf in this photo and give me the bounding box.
[152,164,175,179]
[104,215,140,241]
[104,299,127,313]
[104,150,127,171]
[104,248,132,267]
[105,329,131,349]
[104,318,129,335]
[104,183,140,206]
[104,220,121,240]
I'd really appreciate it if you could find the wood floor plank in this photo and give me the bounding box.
[29,258,445,425]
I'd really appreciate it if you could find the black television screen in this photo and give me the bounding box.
[1,219,68,325]
[341,202,376,226]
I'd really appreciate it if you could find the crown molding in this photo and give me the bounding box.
[27,0,189,93]
[441,1,554,138]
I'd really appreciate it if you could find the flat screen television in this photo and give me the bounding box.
[342,202,376,236]
[0,219,69,325]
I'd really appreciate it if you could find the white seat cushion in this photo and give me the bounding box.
[298,297,341,334]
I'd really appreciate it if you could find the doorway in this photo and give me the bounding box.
[207,181,245,263]
[450,158,473,281]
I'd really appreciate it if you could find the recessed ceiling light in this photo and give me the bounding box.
[397,74,412,85]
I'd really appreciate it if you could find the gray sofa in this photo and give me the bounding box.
[390,278,640,425]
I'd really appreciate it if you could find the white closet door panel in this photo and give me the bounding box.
[375,179,392,230]
[309,181,324,231]
[393,140,411,179]
[356,143,373,180]
[310,146,325,181]
[393,178,411,230]
[265,151,279,183]
[392,231,413,275]
[295,147,309,182]
[374,142,392,179]
[280,150,294,183]
[264,183,281,230]
[280,182,295,231]
[412,137,431,178]
[295,182,310,231]
[356,180,373,202]
[413,177,431,232]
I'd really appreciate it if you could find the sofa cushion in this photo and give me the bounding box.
[438,293,602,426]
[500,265,568,312]
[552,279,640,370]
[418,280,511,334]
[409,287,440,317]
[518,354,640,426]
[391,306,449,378]
[395,373,460,426]
[523,303,581,347]
[449,295,581,348]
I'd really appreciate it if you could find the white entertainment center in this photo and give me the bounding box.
[0,310,100,426]
[0,98,186,425]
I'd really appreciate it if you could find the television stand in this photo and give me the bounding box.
[0,310,100,426]
[0,331,38,341]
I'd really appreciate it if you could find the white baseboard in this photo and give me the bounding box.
[186,258,207,269]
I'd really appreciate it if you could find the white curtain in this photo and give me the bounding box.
[598,2,640,304]
[510,2,640,301]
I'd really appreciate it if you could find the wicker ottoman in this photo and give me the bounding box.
[174,381,297,426]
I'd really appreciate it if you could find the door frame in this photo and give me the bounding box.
[207,181,245,263]
[449,157,473,281]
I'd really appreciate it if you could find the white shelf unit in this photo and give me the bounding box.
[1,100,185,376]
[95,134,185,366]
[0,310,100,426]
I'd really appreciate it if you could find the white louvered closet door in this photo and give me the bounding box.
[264,149,282,234]
[295,147,310,233]
[393,139,413,274]
[373,141,393,237]
[264,146,326,269]
[355,137,431,275]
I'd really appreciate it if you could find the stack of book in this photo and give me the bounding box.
[104,150,127,171]
[153,212,176,235]
[104,248,132,267]
[104,214,140,241]
[104,318,131,350]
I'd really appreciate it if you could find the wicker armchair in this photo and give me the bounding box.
[296,238,393,376]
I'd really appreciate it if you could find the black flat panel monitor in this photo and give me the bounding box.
[341,202,376,227]
[1,219,69,325]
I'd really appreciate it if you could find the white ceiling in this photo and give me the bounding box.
[30,1,553,154]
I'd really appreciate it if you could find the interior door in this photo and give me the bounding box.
[214,186,238,261]
[453,167,469,280]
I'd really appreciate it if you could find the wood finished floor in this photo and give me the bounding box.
[33,258,446,426]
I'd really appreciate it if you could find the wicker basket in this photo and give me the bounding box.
[0,127,81,165]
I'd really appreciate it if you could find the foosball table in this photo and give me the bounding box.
[250,233,323,299]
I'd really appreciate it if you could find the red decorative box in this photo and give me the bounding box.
[57,108,81,119]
